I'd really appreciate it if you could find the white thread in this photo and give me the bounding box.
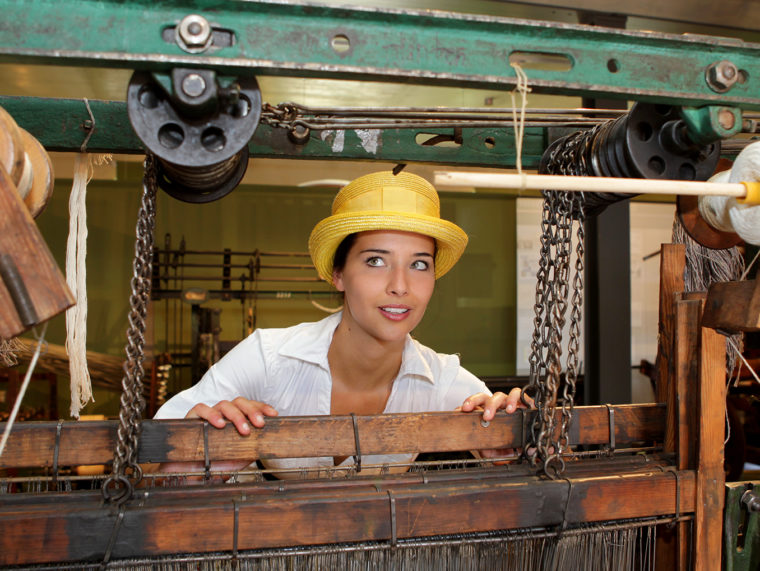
[65,153,93,418]
[698,170,734,232]
[699,141,760,245]
[310,299,343,314]
[509,62,531,176]
[15,152,33,200]
[0,322,47,458]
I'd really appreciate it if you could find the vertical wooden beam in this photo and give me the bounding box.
[654,243,686,571]
[694,324,727,570]
[673,297,703,570]
[656,244,686,450]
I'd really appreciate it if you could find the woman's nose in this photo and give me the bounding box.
[387,266,408,296]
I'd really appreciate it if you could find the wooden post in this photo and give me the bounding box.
[694,324,727,570]
[673,296,703,570]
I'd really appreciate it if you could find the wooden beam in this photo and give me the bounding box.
[0,163,73,338]
[0,467,696,566]
[702,278,760,333]
[0,404,666,469]
[694,325,727,570]
[673,296,703,571]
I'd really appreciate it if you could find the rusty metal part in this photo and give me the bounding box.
[676,194,743,250]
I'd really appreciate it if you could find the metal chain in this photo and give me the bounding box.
[103,154,158,504]
[523,133,588,478]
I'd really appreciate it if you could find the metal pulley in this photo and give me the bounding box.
[127,68,262,203]
[540,102,723,216]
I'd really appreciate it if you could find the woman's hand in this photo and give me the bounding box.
[458,387,533,462]
[186,397,279,435]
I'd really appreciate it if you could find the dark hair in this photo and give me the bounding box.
[332,233,358,274]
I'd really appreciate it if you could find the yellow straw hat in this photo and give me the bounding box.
[309,171,468,281]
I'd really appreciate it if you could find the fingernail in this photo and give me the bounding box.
[255,414,263,424]
[242,422,250,432]
[507,404,515,413]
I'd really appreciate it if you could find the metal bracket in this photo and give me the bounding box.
[605,404,616,456]
[351,412,362,473]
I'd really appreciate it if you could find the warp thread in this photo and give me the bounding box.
[0,337,23,367]
[698,141,760,245]
[65,154,93,418]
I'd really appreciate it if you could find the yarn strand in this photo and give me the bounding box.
[65,153,93,418]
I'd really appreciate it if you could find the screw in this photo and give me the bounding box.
[181,73,206,98]
[705,60,739,93]
[177,14,211,51]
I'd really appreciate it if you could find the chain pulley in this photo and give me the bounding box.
[127,69,261,203]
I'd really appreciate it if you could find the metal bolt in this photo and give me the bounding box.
[181,73,207,98]
[705,60,739,93]
[717,108,736,131]
[742,490,760,512]
[177,14,211,50]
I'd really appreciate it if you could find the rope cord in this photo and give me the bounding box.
[65,153,93,418]
[509,62,531,177]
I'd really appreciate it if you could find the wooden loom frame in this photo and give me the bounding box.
[0,243,730,569]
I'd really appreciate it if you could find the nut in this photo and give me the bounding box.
[705,60,739,93]
[177,14,212,53]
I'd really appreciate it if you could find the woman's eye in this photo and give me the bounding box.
[366,256,385,267]
[411,259,430,271]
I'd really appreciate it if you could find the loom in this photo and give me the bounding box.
[1,1,759,569]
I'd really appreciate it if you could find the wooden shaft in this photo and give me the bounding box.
[435,171,749,198]
[0,467,696,566]
[0,404,665,468]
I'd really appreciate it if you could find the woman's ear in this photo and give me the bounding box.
[332,268,345,292]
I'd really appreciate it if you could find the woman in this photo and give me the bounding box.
[155,171,523,477]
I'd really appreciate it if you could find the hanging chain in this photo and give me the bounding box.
[103,154,158,504]
[523,132,588,478]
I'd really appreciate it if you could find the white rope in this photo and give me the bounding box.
[65,153,93,418]
[509,62,531,177]
[0,322,48,458]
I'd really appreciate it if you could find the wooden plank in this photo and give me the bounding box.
[0,404,666,468]
[702,278,760,332]
[694,325,727,570]
[0,468,696,566]
[0,164,73,338]
[655,244,685,452]
[674,297,703,571]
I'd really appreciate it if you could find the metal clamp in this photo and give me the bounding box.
[232,499,240,559]
[101,504,126,569]
[52,419,63,489]
[605,404,616,455]
[203,421,211,481]
[559,478,574,537]
[351,413,362,473]
[386,490,397,547]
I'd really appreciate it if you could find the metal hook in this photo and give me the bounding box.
[81,98,96,153]
[203,420,211,481]
[605,404,616,456]
[351,413,361,473]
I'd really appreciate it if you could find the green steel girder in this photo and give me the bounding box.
[2,0,760,109]
[0,96,545,168]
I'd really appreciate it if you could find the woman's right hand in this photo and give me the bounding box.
[186,397,279,435]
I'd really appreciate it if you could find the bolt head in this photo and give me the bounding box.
[717,108,736,131]
[178,14,211,49]
[706,60,739,93]
[181,73,207,98]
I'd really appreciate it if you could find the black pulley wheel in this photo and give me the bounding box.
[127,70,261,168]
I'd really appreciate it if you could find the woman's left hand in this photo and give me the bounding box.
[457,387,532,462]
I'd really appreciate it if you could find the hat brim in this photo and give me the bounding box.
[309,210,468,282]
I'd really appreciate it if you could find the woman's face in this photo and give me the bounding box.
[332,230,436,346]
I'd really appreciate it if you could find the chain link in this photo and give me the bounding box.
[523,133,588,478]
[103,154,158,504]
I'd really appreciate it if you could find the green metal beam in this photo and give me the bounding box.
[0,96,545,167]
[1,1,760,109]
